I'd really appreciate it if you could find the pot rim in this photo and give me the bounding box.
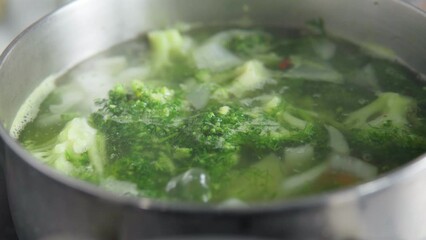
[1,0,426,214]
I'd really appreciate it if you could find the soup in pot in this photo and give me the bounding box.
[12,23,426,204]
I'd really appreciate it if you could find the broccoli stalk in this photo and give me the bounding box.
[148,29,186,69]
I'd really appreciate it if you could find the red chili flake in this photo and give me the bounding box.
[279,58,292,70]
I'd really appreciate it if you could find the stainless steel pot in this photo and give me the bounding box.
[0,0,426,239]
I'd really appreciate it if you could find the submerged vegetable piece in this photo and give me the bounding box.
[219,154,285,201]
[147,29,196,83]
[24,117,106,182]
[148,29,186,69]
[18,26,426,203]
[281,56,343,84]
[344,93,426,171]
[225,30,273,58]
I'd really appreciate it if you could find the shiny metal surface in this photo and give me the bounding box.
[406,0,426,10]
[0,0,425,239]
[0,0,71,52]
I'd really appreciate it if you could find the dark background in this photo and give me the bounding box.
[0,164,18,240]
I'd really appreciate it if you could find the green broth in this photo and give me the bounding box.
[16,26,426,203]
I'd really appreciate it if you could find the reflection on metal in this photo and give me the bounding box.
[0,0,72,51]
[0,0,5,20]
[403,0,426,10]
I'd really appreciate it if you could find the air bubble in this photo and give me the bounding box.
[165,168,211,202]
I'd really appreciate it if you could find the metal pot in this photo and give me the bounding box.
[0,0,426,239]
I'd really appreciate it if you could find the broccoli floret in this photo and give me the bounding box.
[148,29,186,68]
[58,118,105,173]
[91,81,185,195]
[211,60,274,100]
[105,152,175,198]
[246,115,324,152]
[349,123,426,171]
[215,93,330,154]
[24,117,106,182]
[94,83,262,195]
[175,102,327,178]
[345,92,415,128]
[179,106,247,152]
[370,59,426,130]
[175,106,248,177]
[94,81,184,123]
[90,80,329,200]
[344,92,426,170]
[252,96,330,154]
[147,29,196,82]
[228,60,273,98]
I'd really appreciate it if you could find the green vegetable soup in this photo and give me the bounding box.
[14,25,426,204]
